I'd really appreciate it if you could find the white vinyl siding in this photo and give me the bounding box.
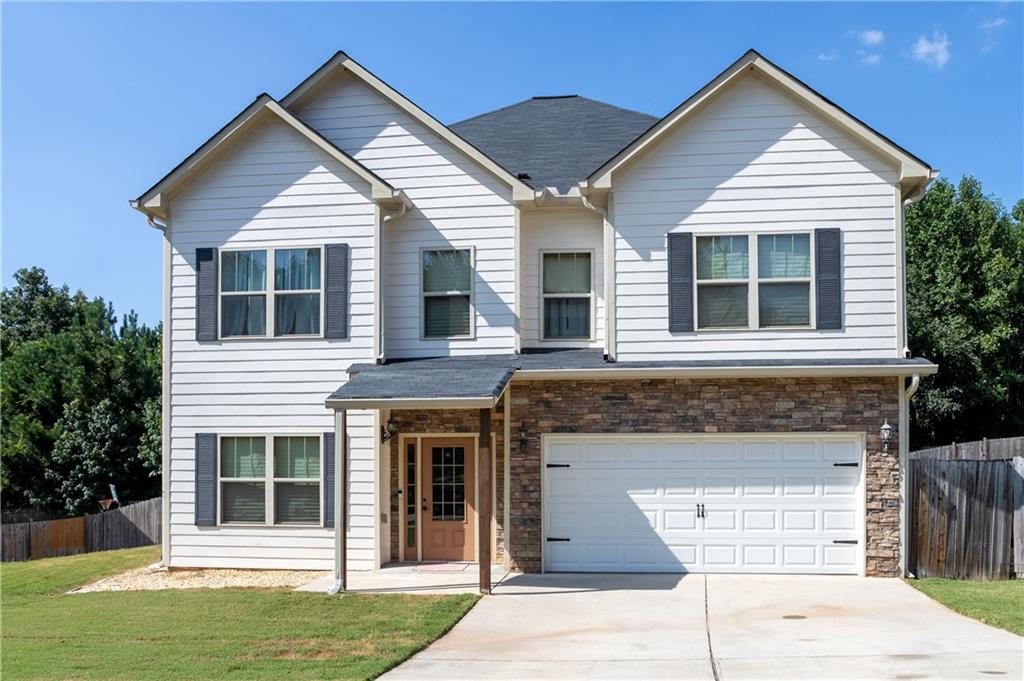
[612,74,899,361]
[294,73,516,358]
[521,208,605,348]
[166,117,377,571]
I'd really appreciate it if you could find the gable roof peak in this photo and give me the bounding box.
[587,48,933,195]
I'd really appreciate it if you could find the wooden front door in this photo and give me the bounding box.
[420,437,476,561]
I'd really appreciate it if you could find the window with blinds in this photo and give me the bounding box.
[422,249,473,338]
[542,252,592,339]
[219,435,322,525]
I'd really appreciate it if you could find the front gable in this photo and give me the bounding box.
[588,50,933,197]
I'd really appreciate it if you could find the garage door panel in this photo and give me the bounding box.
[742,510,778,531]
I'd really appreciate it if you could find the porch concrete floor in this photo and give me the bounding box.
[294,562,508,595]
[381,573,1024,680]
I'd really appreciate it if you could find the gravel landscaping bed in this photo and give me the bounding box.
[70,563,328,593]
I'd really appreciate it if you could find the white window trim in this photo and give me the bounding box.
[539,249,596,342]
[216,433,324,527]
[693,232,816,331]
[419,245,476,340]
[218,245,325,340]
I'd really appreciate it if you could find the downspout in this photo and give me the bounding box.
[580,191,615,361]
[377,200,408,364]
[899,372,921,577]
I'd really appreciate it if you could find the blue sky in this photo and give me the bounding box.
[3,2,1021,325]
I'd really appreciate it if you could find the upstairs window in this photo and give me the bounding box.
[220,247,322,338]
[757,234,811,328]
[696,235,749,329]
[274,248,321,336]
[542,252,592,339]
[221,250,267,337]
[693,233,814,330]
[422,249,473,338]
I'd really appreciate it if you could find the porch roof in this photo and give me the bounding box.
[324,350,937,410]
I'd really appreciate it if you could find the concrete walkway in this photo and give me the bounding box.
[382,573,1023,680]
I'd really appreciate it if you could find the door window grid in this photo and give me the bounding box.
[431,446,465,521]
[406,442,416,549]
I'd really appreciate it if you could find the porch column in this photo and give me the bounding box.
[332,408,348,594]
[478,408,492,594]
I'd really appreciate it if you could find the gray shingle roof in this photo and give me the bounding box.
[450,96,658,192]
[326,350,936,406]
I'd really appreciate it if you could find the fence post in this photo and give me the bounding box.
[1013,457,1024,578]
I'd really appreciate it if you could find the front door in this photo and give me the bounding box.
[420,437,476,561]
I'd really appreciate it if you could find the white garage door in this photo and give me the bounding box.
[543,434,864,574]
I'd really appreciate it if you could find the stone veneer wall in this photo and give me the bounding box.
[505,377,901,576]
[387,399,506,563]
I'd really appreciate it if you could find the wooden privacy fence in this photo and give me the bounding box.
[908,437,1024,580]
[1,497,161,562]
[910,435,1024,461]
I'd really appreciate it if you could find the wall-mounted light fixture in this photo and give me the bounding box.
[880,419,893,453]
[381,417,398,444]
[518,426,529,451]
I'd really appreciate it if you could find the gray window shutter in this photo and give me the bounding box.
[195,248,218,341]
[194,433,217,527]
[323,432,336,528]
[324,244,350,339]
[815,228,843,330]
[667,232,694,332]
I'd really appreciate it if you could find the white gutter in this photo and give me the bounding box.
[513,363,938,381]
[325,395,501,410]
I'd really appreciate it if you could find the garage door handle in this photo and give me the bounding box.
[833,539,858,544]
[833,462,859,467]
[546,537,571,542]
[546,464,571,468]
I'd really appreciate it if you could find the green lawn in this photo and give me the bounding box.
[910,578,1024,636]
[1,547,478,680]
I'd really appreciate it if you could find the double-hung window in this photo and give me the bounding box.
[694,233,813,329]
[219,435,321,525]
[757,234,812,327]
[696,235,750,328]
[221,251,267,337]
[542,251,592,339]
[422,248,473,338]
[220,247,322,338]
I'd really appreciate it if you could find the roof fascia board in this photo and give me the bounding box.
[281,52,535,201]
[132,94,403,219]
[512,362,938,381]
[588,50,930,189]
[324,395,500,410]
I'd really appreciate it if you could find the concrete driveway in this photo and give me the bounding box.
[382,573,1023,680]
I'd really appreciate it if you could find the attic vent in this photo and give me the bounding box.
[516,172,531,180]
[532,95,578,100]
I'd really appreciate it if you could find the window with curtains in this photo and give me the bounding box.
[422,249,473,338]
[542,252,593,339]
[694,233,814,330]
[219,435,321,525]
[220,247,322,338]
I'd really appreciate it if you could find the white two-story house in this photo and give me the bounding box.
[132,50,937,591]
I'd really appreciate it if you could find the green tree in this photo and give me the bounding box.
[906,176,1024,446]
[1,268,161,513]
